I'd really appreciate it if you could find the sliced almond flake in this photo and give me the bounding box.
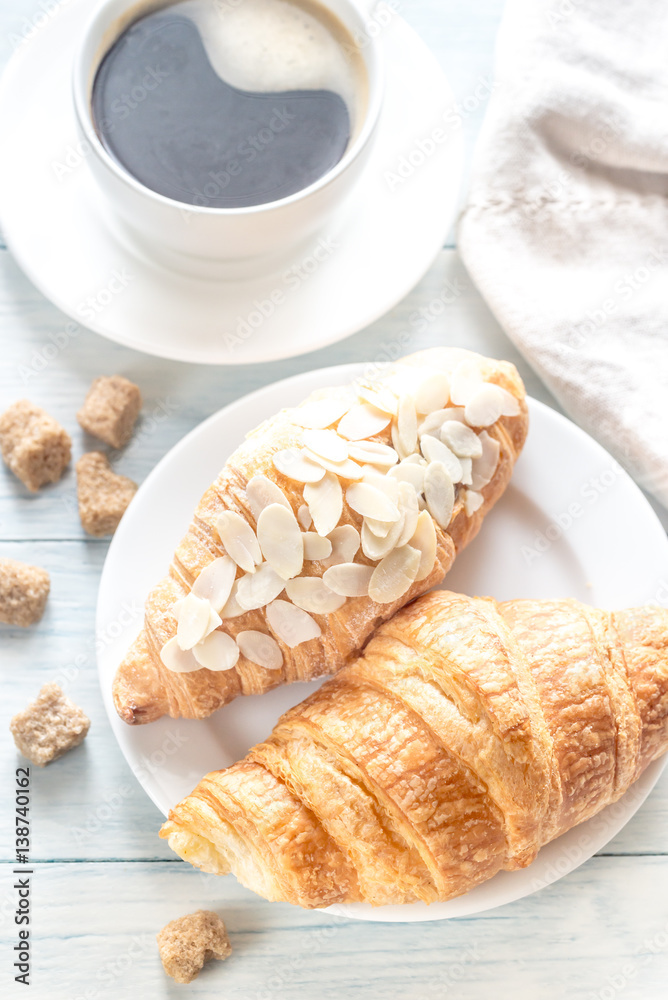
[257,503,303,580]
[160,636,200,673]
[353,378,399,416]
[297,503,312,530]
[368,544,421,604]
[302,428,349,463]
[237,630,283,670]
[440,421,483,459]
[443,406,468,423]
[302,532,333,561]
[363,516,392,538]
[171,597,186,618]
[423,461,455,529]
[192,630,240,671]
[396,481,420,548]
[465,383,520,427]
[245,474,291,521]
[459,457,473,486]
[404,453,428,465]
[471,431,501,490]
[302,531,332,562]
[304,472,343,537]
[354,381,398,416]
[235,563,285,611]
[388,459,427,492]
[418,408,451,437]
[347,482,401,522]
[450,359,484,405]
[192,556,237,613]
[347,440,399,469]
[303,448,364,480]
[337,403,391,441]
[219,582,246,619]
[418,407,468,437]
[323,563,374,597]
[361,515,405,561]
[175,593,221,650]
[464,489,484,516]
[284,577,346,614]
[215,510,262,573]
[396,394,418,457]
[391,420,411,461]
[419,434,463,482]
[410,509,438,581]
[266,599,321,648]
[414,372,451,415]
[273,447,327,484]
[289,397,351,430]
[361,465,400,502]
[323,524,360,567]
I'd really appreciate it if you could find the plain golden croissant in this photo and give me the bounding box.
[160,590,668,908]
[114,348,527,724]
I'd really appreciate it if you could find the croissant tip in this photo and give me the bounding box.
[113,689,166,725]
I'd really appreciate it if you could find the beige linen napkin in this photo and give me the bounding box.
[458,0,668,507]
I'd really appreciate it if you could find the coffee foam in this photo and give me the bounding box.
[173,0,367,130]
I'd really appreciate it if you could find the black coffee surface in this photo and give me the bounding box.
[91,11,351,208]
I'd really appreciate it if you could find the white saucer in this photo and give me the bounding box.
[0,2,464,364]
[97,363,668,922]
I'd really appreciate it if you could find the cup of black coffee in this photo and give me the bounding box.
[73,0,383,261]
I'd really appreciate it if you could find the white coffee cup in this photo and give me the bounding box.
[72,0,384,262]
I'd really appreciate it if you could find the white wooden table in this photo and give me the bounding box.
[1,2,667,998]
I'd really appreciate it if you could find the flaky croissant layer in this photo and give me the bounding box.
[161,591,668,907]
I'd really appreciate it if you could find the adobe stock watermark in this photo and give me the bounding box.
[530,779,651,896]
[546,0,587,29]
[223,234,339,351]
[360,274,468,383]
[585,919,668,1000]
[522,115,625,220]
[131,729,190,786]
[569,245,668,348]
[344,0,402,53]
[384,76,497,191]
[70,934,154,1000]
[76,267,134,324]
[51,67,171,182]
[9,0,72,50]
[424,943,482,996]
[70,785,135,847]
[177,107,297,214]
[16,321,81,384]
[521,461,625,565]
[51,599,143,691]
[130,396,179,449]
[254,919,346,1000]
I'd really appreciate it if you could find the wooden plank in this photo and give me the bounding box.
[1,857,667,998]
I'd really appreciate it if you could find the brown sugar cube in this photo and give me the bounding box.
[157,910,232,984]
[0,400,71,492]
[0,558,50,627]
[77,375,142,449]
[76,452,137,537]
[10,683,90,766]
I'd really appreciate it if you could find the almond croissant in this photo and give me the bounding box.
[161,591,668,907]
[114,349,528,725]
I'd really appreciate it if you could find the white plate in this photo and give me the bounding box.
[97,363,668,921]
[0,1,463,365]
